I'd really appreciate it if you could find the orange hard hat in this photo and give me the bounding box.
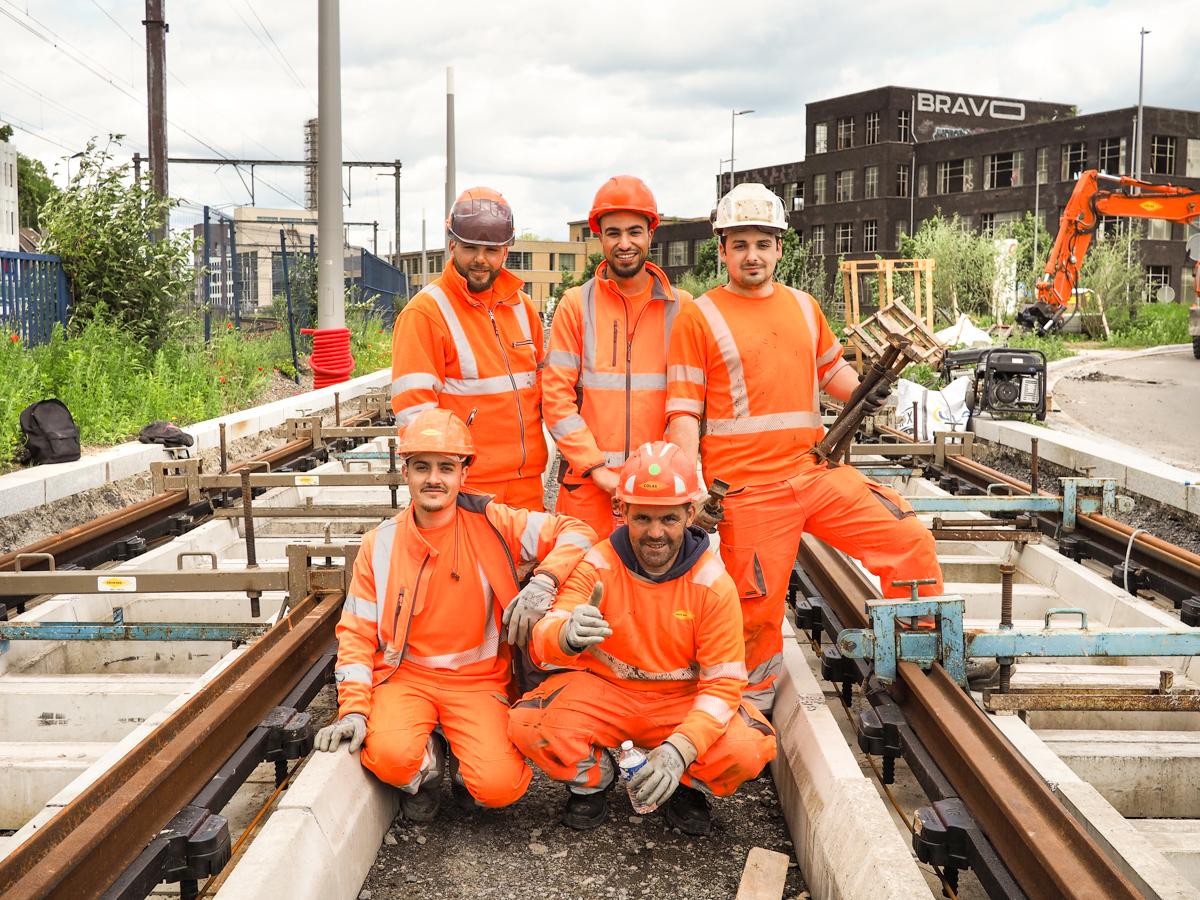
[397,408,475,465]
[615,441,701,507]
[588,175,660,235]
[447,186,515,247]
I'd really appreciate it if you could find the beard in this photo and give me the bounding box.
[455,259,500,292]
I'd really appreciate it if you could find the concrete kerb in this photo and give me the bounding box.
[771,621,933,899]
[0,368,391,518]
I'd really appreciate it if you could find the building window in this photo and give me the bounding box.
[524,282,535,295]
[784,181,803,211]
[648,244,663,265]
[507,251,533,269]
[837,116,854,150]
[983,151,1022,189]
[896,164,910,198]
[917,165,929,197]
[835,170,854,203]
[864,166,879,200]
[1188,139,1200,177]
[1097,215,1122,241]
[814,123,828,154]
[895,222,907,251]
[811,224,825,256]
[1036,147,1050,184]
[863,220,877,253]
[237,252,259,303]
[1145,265,1171,300]
[865,111,880,145]
[812,174,827,205]
[897,109,912,143]
[936,159,967,194]
[980,212,995,237]
[557,253,576,271]
[692,238,707,261]
[835,222,853,254]
[1147,219,1172,241]
[1061,141,1087,180]
[1098,137,1125,175]
[1151,135,1176,175]
[668,240,689,268]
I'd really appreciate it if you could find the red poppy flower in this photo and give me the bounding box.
[219,376,226,383]
[9,334,19,343]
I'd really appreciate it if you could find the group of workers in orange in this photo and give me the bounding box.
[315,177,944,835]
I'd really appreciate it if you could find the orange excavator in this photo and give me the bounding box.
[1016,169,1200,347]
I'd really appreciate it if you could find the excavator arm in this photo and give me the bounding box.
[1018,169,1200,332]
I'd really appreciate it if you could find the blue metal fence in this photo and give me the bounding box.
[357,248,405,327]
[0,251,72,346]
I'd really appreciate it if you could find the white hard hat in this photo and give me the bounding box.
[712,183,787,234]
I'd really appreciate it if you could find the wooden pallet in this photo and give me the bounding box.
[844,298,944,372]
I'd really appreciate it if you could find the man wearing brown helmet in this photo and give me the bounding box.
[390,187,547,511]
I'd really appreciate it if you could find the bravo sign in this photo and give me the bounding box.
[916,92,1026,121]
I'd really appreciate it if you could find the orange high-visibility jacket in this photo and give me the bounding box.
[530,536,748,757]
[390,262,547,485]
[665,283,851,487]
[334,493,595,719]
[543,262,690,480]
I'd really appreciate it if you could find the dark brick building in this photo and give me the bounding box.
[650,85,1200,303]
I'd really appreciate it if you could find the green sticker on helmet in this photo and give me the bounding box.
[648,463,662,475]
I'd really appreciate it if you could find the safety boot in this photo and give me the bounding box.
[448,752,477,812]
[664,784,711,836]
[561,785,609,830]
[400,734,446,823]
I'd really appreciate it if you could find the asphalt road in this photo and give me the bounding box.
[1050,347,1200,472]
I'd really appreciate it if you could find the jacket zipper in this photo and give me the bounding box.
[489,307,527,475]
[611,321,618,367]
[390,556,429,662]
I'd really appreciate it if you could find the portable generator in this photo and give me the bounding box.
[973,348,1047,420]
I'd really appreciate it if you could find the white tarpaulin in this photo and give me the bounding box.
[934,313,993,349]
[894,376,973,440]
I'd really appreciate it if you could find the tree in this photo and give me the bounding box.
[901,212,996,317]
[552,252,602,301]
[1078,223,1144,330]
[1004,211,1053,298]
[38,138,195,348]
[775,229,829,307]
[691,236,718,280]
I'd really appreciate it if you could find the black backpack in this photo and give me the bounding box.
[15,399,82,466]
[138,420,194,448]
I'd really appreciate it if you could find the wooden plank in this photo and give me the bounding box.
[736,847,791,900]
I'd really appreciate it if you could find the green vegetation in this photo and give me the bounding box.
[1106,302,1191,347]
[900,213,996,317]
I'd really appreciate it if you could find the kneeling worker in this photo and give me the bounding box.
[509,442,776,835]
[315,409,596,821]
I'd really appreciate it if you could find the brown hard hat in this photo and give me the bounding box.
[447,186,515,247]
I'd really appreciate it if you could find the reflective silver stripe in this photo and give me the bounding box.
[689,555,726,589]
[662,286,681,356]
[547,350,581,369]
[602,450,627,468]
[343,593,378,622]
[514,301,534,342]
[819,358,851,389]
[444,371,536,395]
[583,548,610,569]
[816,344,842,368]
[747,652,783,686]
[426,284,479,380]
[668,364,705,385]
[372,521,398,649]
[549,412,589,441]
[520,512,552,561]
[391,372,443,397]
[556,531,593,551]
[666,397,704,416]
[395,401,437,426]
[692,693,736,725]
[580,371,667,391]
[699,661,748,680]
[335,663,372,684]
[405,563,498,670]
[788,287,819,342]
[581,279,597,373]
[694,293,750,418]
[590,647,698,681]
[705,411,823,435]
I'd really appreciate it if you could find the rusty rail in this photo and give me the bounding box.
[797,535,1140,900]
[0,591,343,899]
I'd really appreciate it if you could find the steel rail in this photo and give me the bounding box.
[797,535,1140,900]
[0,591,343,899]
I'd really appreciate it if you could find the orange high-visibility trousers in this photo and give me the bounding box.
[508,671,776,797]
[718,462,943,710]
[466,475,545,512]
[554,479,620,540]
[360,673,531,807]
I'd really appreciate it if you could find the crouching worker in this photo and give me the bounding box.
[314,408,596,822]
[508,442,776,835]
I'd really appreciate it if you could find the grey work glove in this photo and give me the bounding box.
[314,712,367,753]
[628,740,689,808]
[502,572,557,647]
[859,378,893,415]
[694,498,723,533]
[560,588,611,654]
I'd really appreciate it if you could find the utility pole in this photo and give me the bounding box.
[729,109,754,190]
[1134,27,1149,182]
[143,0,168,237]
[445,67,456,247]
[393,160,401,264]
[316,0,344,329]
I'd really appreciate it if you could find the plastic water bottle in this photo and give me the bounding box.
[618,740,656,814]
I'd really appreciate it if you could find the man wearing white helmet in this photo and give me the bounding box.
[665,183,943,712]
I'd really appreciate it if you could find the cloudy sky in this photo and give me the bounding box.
[2,0,1196,253]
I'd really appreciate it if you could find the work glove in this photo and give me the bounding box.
[314,712,367,753]
[502,572,557,647]
[694,496,723,533]
[628,739,691,809]
[859,378,893,415]
[560,584,611,653]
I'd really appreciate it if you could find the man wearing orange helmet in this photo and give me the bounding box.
[390,187,547,511]
[666,183,943,713]
[542,176,692,538]
[509,441,776,836]
[315,408,596,821]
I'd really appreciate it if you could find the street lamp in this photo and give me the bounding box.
[730,109,755,189]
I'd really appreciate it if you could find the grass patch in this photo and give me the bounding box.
[1106,303,1190,348]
